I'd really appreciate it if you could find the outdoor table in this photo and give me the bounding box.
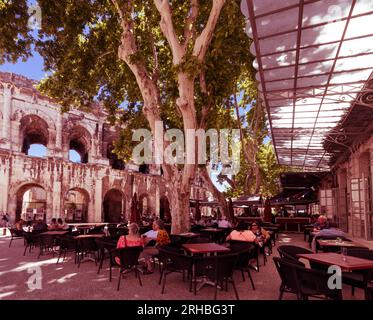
[76,225,95,235]
[199,228,226,243]
[182,243,230,291]
[182,242,230,255]
[297,252,373,299]
[317,239,368,252]
[41,231,68,236]
[173,232,200,243]
[74,234,105,239]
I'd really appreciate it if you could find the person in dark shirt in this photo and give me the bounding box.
[33,219,48,232]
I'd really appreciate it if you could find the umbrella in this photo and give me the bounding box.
[130,193,140,223]
[263,197,272,223]
[195,199,201,221]
[228,198,235,221]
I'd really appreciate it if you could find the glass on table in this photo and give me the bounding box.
[341,247,348,261]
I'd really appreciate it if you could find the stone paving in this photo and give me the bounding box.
[0,232,367,300]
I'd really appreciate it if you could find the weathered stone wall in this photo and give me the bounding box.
[0,72,166,223]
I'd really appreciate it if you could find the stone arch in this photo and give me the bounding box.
[138,193,151,216]
[103,189,125,223]
[13,108,56,131]
[19,114,50,155]
[13,182,47,222]
[67,126,92,163]
[63,187,90,222]
[105,137,125,170]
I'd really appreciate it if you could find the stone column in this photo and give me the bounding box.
[46,190,53,222]
[93,178,103,222]
[1,84,13,149]
[0,155,10,215]
[54,112,63,158]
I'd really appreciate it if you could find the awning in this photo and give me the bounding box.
[240,0,373,170]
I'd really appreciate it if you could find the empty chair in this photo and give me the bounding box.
[158,247,194,294]
[342,249,373,296]
[76,237,99,267]
[233,247,256,290]
[277,245,312,260]
[193,253,240,300]
[95,237,116,274]
[8,228,24,248]
[111,246,143,291]
[57,236,77,264]
[23,232,41,256]
[273,257,302,300]
[296,266,342,300]
[38,234,56,259]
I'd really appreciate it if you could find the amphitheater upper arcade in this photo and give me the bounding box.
[0,72,180,223]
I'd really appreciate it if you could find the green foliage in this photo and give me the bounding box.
[0,0,262,171]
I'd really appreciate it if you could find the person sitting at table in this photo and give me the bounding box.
[226,221,256,242]
[249,222,270,248]
[48,218,59,230]
[313,215,330,231]
[15,219,25,231]
[57,218,69,230]
[115,223,144,265]
[33,219,48,232]
[141,219,170,274]
[218,216,232,228]
[311,226,348,252]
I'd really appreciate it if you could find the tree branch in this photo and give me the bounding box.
[192,0,225,62]
[154,0,184,65]
[183,0,199,48]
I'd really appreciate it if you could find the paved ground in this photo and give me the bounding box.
[0,232,368,300]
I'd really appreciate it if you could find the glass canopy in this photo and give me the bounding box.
[240,0,373,169]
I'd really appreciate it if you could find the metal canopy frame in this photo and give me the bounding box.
[241,0,373,170]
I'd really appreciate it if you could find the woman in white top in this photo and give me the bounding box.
[226,221,256,242]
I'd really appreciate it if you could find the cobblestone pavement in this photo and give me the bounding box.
[0,232,366,300]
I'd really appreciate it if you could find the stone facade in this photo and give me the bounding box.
[0,72,210,224]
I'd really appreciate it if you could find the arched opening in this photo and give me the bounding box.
[68,126,91,164]
[107,142,125,170]
[139,164,150,174]
[15,184,47,222]
[160,195,171,221]
[63,188,89,222]
[20,115,49,157]
[138,194,150,216]
[103,189,124,223]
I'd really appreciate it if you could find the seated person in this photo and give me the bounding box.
[226,221,256,242]
[141,219,170,274]
[249,222,270,247]
[218,216,232,228]
[313,215,330,231]
[115,223,144,265]
[33,219,48,232]
[48,218,59,230]
[57,218,69,230]
[311,226,348,252]
[15,219,25,231]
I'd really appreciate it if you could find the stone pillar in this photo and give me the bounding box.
[46,190,53,222]
[0,155,10,215]
[52,180,62,218]
[1,84,13,149]
[54,112,63,158]
[93,178,103,222]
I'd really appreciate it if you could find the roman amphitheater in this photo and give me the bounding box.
[0,72,209,224]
